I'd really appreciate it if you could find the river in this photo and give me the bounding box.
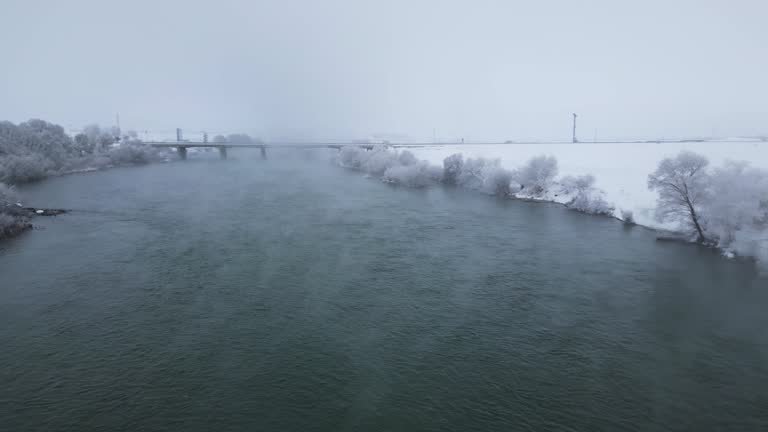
[1,152,767,431]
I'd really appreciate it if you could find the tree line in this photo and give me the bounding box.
[0,119,169,184]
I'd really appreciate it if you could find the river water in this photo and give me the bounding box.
[1,152,767,431]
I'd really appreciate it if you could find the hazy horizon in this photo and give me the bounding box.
[2,0,767,141]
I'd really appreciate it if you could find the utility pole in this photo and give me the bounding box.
[572,113,578,143]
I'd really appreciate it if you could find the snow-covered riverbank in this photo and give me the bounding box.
[406,141,768,231]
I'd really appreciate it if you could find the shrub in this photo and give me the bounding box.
[108,144,161,166]
[0,183,29,239]
[382,162,436,188]
[363,148,399,175]
[0,154,53,184]
[0,182,19,209]
[559,174,615,216]
[398,150,418,166]
[559,174,595,195]
[442,153,464,185]
[566,192,615,216]
[482,165,514,196]
[337,146,369,170]
[700,160,768,260]
[457,157,499,191]
[0,213,31,239]
[515,155,558,198]
[621,209,635,224]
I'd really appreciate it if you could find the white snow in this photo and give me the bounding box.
[405,141,768,230]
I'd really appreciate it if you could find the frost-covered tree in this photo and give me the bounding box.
[514,155,558,197]
[73,133,94,155]
[0,212,21,239]
[442,153,464,185]
[337,146,369,170]
[82,124,100,143]
[0,120,59,183]
[648,151,710,243]
[559,174,595,195]
[0,182,28,239]
[82,124,114,152]
[397,150,418,166]
[382,162,440,187]
[0,119,170,184]
[99,135,114,150]
[0,121,20,156]
[702,161,768,258]
[363,147,399,175]
[457,157,497,190]
[19,119,72,153]
[0,154,52,183]
[0,182,18,210]
[439,154,513,196]
[559,174,614,216]
[566,191,615,216]
[482,165,514,196]
[121,130,141,145]
[107,145,161,165]
[337,145,441,188]
[13,119,74,164]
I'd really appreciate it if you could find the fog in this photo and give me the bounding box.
[2,0,767,141]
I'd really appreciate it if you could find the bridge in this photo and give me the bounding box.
[146,142,377,160]
[147,140,574,160]
[150,139,688,160]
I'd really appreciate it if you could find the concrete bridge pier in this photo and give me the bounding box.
[219,146,228,160]
[260,145,267,159]
[177,146,188,160]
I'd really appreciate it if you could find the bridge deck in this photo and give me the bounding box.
[146,142,533,148]
[146,142,348,149]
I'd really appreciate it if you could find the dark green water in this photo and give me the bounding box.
[1,153,767,431]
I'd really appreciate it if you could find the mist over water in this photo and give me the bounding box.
[1,153,766,431]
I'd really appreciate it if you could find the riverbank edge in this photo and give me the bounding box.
[0,207,68,241]
[0,158,174,242]
[0,217,33,241]
[360,166,746,263]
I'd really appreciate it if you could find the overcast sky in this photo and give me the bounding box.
[1,0,766,141]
